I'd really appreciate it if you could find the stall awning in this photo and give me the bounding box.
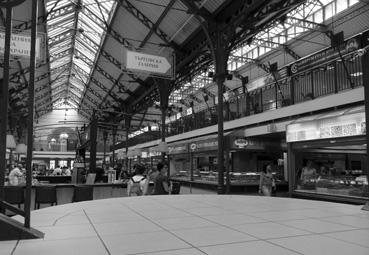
[287,105,365,143]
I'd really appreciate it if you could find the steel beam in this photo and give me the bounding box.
[118,0,181,51]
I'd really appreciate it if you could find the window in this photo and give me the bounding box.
[50,160,55,170]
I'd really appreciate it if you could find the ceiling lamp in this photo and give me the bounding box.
[16,143,27,154]
[6,134,16,149]
[60,133,69,139]
[157,141,169,153]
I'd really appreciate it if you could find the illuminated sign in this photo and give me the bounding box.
[287,110,365,142]
[234,138,248,148]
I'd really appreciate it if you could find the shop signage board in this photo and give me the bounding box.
[287,110,365,142]
[190,137,218,152]
[234,138,248,148]
[168,143,188,154]
[0,28,46,61]
[124,49,175,79]
[229,137,270,150]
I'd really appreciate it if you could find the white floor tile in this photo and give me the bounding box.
[202,213,267,226]
[253,210,310,221]
[101,231,190,254]
[320,215,369,228]
[232,222,310,239]
[53,214,90,226]
[140,208,193,219]
[280,218,357,233]
[136,248,206,255]
[37,224,97,240]
[199,240,300,255]
[0,240,17,255]
[171,225,256,246]
[183,207,232,216]
[324,229,369,248]
[270,234,369,255]
[94,219,162,235]
[154,216,218,230]
[86,212,144,223]
[14,237,108,255]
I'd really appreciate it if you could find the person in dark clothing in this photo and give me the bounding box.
[152,162,169,195]
[94,167,105,183]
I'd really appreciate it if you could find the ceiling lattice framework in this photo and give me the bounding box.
[2,0,363,143]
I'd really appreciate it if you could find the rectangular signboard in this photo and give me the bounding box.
[123,49,174,79]
[0,28,46,61]
[286,111,365,142]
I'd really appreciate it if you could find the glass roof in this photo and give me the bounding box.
[46,0,116,109]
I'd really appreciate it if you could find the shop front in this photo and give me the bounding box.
[287,106,369,203]
[169,133,288,193]
[228,136,286,187]
[168,142,189,178]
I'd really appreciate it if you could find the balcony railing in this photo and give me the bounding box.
[128,49,363,146]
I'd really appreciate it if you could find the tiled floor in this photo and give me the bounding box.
[2,195,369,255]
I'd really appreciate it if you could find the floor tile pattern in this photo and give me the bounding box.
[1,195,368,255]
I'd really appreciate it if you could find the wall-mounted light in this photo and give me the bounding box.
[6,134,16,149]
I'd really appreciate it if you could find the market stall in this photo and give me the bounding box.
[287,105,369,204]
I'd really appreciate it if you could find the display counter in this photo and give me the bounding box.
[34,175,72,184]
[294,174,369,204]
[171,171,288,193]
[6,182,128,211]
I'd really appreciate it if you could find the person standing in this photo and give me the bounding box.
[8,164,24,185]
[152,162,170,195]
[300,160,317,183]
[259,164,275,196]
[127,164,149,196]
[52,165,62,175]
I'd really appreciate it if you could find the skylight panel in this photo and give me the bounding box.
[74,58,92,74]
[46,0,70,9]
[75,39,95,58]
[48,14,74,28]
[46,0,116,109]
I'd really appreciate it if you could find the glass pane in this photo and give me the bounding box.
[336,0,348,13]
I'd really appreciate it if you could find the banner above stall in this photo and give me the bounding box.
[168,143,188,154]
[287,106,365,142]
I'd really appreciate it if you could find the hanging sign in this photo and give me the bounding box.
[124,49,174,79]
[0,28,46,61]
[288,33,363,75]
[234,138,248,148]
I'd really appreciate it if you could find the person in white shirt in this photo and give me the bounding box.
[127,164,149,196]
[52,166,62,175]
[8,164,24,185]
[64,168,71,176]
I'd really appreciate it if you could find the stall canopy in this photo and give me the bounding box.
[287,105,365,143]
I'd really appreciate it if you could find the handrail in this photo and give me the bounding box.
[0,200,26,217]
